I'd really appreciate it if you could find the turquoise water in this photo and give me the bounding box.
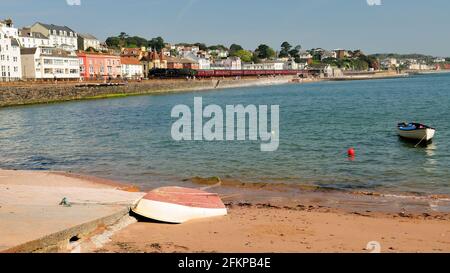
[1,74,449,195]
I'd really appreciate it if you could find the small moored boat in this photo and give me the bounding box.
[397,122,436,142]
[132,186,227,224]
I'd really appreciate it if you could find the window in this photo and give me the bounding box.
[54,59,64,65]
[44,59,53,65]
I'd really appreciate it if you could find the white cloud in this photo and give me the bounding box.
[367,0,382,6]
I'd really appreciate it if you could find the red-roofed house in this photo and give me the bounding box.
[166,56,199,70]
[121,57,143,79]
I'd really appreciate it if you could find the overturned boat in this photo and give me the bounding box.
[397,122,436,142]
[132,187,227,224]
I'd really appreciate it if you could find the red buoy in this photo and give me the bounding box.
[347,148,355,157]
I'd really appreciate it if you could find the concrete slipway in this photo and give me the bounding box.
[0,170,145,253]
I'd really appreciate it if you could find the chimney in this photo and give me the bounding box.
[5,18,13,27]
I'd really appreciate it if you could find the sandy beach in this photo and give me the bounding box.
[97,205,450,253]
[2,170,450,253]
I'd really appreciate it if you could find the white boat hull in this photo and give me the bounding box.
[132,187,227,224]
[133,199,227,224]
[397,128,435,141]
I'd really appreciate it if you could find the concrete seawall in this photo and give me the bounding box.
[0,76,295,108]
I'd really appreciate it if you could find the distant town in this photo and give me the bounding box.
[1,18,450,83]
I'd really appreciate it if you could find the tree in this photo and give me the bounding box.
[252,54,261,63]
[148,36,165,52]
[84,47,99,53]
[312,52,322,62]
[294,57,303,64]
[170,49,179,57]
[106,33,150,49]
[229,44,244,55]
[118,32,128,47]
[233,49,253,62]
[367,56,380,70]
[119,32,128,40]
[194,43,208,51]
[289,48,300,58]
[279,41,292,58]
[105,37,121,48]
[208,45,228,51]
[255,44,276,60]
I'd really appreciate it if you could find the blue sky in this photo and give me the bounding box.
[2,0,450,56]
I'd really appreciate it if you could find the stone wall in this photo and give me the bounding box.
[0,77,294,108]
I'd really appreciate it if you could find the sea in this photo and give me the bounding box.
[1,73,449,196]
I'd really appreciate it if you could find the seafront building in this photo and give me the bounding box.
[165,56,199,70]
[121,47,147,60]
[0,19,22,81]
[284,58,307,70]
[18,28,51,48]
[121,56,143,79]
[77,51,122,80]
[140,51,168,77]
[243,60,285,70]
[30,22,78,51]
[181,51,211,70]
[210,57,242,70]
[20,47,80,80]
[77,33,101,51]
[381,58,399,70]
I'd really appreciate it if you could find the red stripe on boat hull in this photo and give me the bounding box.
[141,187,225,209]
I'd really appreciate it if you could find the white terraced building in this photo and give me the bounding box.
[77,33,101,51]
[21,47,80,80]
[18,28,51,48]
[0,19,22,81]
[30,22,78,51]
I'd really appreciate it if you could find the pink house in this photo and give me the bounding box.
[78,51,122,80]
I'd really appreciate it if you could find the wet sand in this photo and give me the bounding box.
[97,204,450,253]
[95,181,450,253]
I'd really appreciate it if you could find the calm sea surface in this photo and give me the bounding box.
[1,73,450,195]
